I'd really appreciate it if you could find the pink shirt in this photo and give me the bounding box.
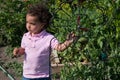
[21,30,59,78]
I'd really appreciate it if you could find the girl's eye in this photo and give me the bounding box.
[30,23,36,25]
[26,22,36,25]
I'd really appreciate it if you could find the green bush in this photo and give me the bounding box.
[0,0,26,46]
[48,0,120,79]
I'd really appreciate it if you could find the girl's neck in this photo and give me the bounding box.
[30,29,45,36]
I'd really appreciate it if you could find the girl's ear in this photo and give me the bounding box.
[42,23,46,26]
[41,23,47,28]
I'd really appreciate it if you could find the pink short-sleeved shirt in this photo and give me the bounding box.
[21,30,59,78]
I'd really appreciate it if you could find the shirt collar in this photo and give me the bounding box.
[28,30,46,38]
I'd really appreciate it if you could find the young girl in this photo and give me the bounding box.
[13,2,76,80]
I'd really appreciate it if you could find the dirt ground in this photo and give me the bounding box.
[0,46,21,80]
[0,70,10,80]
[0,47,8,80]
[0,47,10,80]
[0,46,61,80]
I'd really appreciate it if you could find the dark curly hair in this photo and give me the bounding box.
[27,2,52,28]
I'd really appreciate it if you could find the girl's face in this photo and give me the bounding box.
[26,14,44,34]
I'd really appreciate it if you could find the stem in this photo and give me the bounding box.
[0,65,15,80]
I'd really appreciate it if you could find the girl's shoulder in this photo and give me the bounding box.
[45,32,55,39]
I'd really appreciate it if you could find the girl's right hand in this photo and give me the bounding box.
[13,47,25,56]
[13,48,19,56]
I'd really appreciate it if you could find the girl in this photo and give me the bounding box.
[13,2,76,80]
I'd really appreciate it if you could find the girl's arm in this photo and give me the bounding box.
[54,32,76,52]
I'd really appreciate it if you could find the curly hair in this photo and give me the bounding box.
[27,2,52,28]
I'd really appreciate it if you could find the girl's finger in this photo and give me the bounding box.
[13,48,18,55]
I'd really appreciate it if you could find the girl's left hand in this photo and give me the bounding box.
[66,32,76,43]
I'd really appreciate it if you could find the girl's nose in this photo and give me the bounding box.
[28,25,31,28]
[26,24,31,30]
